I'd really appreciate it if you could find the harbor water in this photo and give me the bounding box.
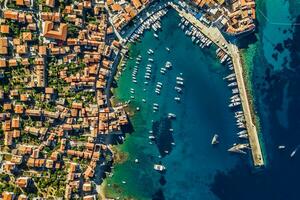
[104,0,300,199]
[105,9,240,200]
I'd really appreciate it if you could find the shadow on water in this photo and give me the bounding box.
[152,189,166,200]
[151,116,175,157]
[236,31,259,49]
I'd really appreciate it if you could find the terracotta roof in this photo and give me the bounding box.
[45,0,55,7]
[132,0,142,9]
[0,58,6,68]
[43,21,68,41]
[111,4,122,12]
[3,10,19,20]
[0,25,9,34]
[22,32,32,41]
[2,191,14,200]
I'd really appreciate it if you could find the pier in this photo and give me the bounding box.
[170,3,264,167]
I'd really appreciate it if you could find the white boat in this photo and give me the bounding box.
[237,130,247,135]
[149,135,155,139]
[278,145,286,149]
[174,86,182,93]
[154,33,159,38]
[238,134,248,139]
[176,77,184,81]
[211,134,219,145]
[228,82,238,87]
[148,58,154,62]
[168,113,176,119]
[165,61,172,69]
[176,81,184,86]
[229,102,241,107]
[174,97,181,102]
[290,145,299,158]
[154,164,166,171]
[166,47,170,51]
[231,94,239,100]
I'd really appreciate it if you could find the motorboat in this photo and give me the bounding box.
[168,113,176,119]
[165,61,172,69]
[154,164,166,171]
[174,97,181,102]
[211,134,219,145]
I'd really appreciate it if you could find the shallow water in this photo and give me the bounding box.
[104,0,300,199]
[105,9,244,200]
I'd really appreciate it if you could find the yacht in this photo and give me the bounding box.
[211,134,219,145]
[176,81,184,86]
[148,58,154,62]
[168,113,176,119]
[149,135,155,140]
[229,102,241,107]
[154,164,166,171]
[228,82,238,87]
[154,33,159,38]
[165,61,172,69]
[238,134,248,139]
[231,94,239,100]
[176,77,184,81]
[174,97,181,102]
[174,86,182,91]
[166,47,170,52]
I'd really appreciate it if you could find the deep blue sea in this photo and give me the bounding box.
[104,0,300,199]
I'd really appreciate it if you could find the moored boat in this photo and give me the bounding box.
[211,134,219,145]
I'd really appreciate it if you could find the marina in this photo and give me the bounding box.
[107,0,300,199]
[108,8,241,199]
[118,1,264,168]
[170,2,264,167]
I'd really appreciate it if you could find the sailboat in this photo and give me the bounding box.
[211,134,219,145]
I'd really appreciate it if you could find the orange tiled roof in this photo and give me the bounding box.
[43,21,68,41]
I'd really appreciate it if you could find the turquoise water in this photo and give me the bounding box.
[106,9,241,200]
[105,0,300,199]
[211,0,300,200]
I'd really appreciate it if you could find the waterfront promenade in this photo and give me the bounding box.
[170,3,264,167]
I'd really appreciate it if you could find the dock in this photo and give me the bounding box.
[170,3,264,167]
